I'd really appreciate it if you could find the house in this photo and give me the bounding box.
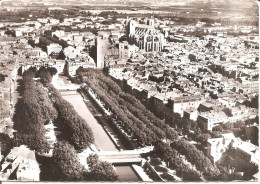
[46,43,62,56]
[118,41,135,63]
[198,110,229,131]
[21,60,65,75]
[64,59,96,77]
[171,95,203,116]
[0,145,40,181]
[184,108,198,121]
[207,133,259,177]
[207,133,236,163]
[223,105,258,122]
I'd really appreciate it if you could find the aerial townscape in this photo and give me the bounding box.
[0,0,259,182]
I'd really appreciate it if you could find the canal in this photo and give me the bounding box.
[61,90,118,151]
[59,89,140,182]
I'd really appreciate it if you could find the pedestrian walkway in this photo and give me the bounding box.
[132,164,153,182]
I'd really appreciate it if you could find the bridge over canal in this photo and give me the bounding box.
[54,74,153,181]
[78,146,153,165]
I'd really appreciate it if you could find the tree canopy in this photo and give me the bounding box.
[85,154,118,181]
[77,68,179,147]
[53,141,84,181]
[13,68,57,153]
[45,83,94,150]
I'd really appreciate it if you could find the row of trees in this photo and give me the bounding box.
[85,154,118,181]
[36,66,58,84]
[45,83,94,151]
[29,66,94,151]
[154,141,201,181]
[30,66,118,181]
[212,117,259,140]
[0,133,15,156]
[14,69,58,153]
[52,141,118,181]
[53,141,85,180]
[77,68,224,180]
[78,68,179,147]
[171,139,220,179]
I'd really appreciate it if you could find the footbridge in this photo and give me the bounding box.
[98,150,144,165]
[57,84,81,92]
[78,146,153,165]
[59,90,80,96]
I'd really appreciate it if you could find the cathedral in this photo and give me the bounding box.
[126,17,165,52]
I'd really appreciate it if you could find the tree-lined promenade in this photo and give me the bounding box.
[46,84,94,150]
[14,67,95,153]
[12,67,117,181]
[77,68,221,180]
[78,68,177,146]
[14,69,57,153]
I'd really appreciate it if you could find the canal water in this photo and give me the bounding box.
[116,166,140,182]
[61,90,118,151]
[60,90,140,181]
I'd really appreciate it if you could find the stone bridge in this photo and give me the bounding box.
[98,150,144,165]
[57,85,80,92]
[78,146,153,165]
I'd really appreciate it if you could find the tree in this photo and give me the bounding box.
[182,168,201,181]
[36,66,52,84]
[154,140,202,180]
[15,132,50,153]
[13,70,56,154]
[213,125,224,132]
[47,67,58,76]
[189,54,197,62]
[171,139,220,179]
[46,83,94,150]
[85,154,118,181]
[0,74,5,82]
[53,141,84,181]
[197,133,211,146]
[0,133,15,156]
[165,125,179,140]
[86,154,99,168]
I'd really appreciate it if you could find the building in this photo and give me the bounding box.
[223,105,258,122]
[168,34,189,43]
[64,60,96,77]
[28,48,48,59]
[198,100,222,112]
[21,60,65,75]
[95,36,119,68]
[14,30,23,37]
[46,43,62,56]
[171,95,203,116]
[198,110,229,131]
[0,145,40,181]
[235,141,259,170]
[207,133,236,163]
[183,108,198,121]
[126,17,165,52]
[96,36,108,68]
[0,63,17,137]
[207,133,259,177]
[118,41,135,63]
